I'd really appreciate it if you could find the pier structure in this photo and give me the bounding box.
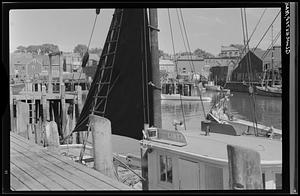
[10,51,86,147]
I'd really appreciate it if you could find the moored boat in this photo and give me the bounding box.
[161,93,211,102]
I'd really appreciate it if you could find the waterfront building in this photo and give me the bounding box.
[253,45,281,71]
[218,45,240,58]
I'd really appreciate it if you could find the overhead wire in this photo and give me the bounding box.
[178,8,207,119]
[167,8,187,130]
[243,8,259,136]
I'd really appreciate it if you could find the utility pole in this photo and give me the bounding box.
[149,8,162,128]
[271,25,275,86]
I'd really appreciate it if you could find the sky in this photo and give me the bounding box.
[9,8,281,56]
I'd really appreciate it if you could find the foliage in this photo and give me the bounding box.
[14,44,59,55]
[73,44,88,57]
[193,48,215,58]
[89,47,103,55]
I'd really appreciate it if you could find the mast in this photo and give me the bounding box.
[149,9,162,128]
[271,24,274,86]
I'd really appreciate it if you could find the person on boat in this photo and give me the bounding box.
[267,126,274,139]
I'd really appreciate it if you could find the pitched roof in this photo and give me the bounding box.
[254,46,281,62]
[221,46,240,51]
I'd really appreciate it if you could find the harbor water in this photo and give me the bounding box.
[161,91,282,131]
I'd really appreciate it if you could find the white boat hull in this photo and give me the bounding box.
[161,94,211,102]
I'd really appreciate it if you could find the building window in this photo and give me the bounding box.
[182,67,186,73]
[275,173,282,189]
[262,173,266,189]
[159,155,173,183]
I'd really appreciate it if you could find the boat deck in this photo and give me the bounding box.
[10,132,132,191]
[141,130,282,166]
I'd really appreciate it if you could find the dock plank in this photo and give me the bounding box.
[11,162,48,191]
[12,142,115,190]
[11,132,132,190]
[11,137,110,190]
[10,132,132,191]
[10,148,67,191]
[10,174,31,191]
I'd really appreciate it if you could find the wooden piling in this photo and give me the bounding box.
[41,85,48,146]
[149,8,162,128]
[61,84,66,140]
[10,86,14,132]
[227,144,263,189]
[89,114,117,180]
[16,101,29,139]
[45,121,60,153]
[76,85,83,144]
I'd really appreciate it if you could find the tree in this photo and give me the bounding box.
[14,44,59,55]
[89,47,102,55]
[40,43,59,54]
[73,44,88,57]
[193,48,215,58]
[14,45,27,53]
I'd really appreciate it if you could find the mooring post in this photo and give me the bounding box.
[16,101,29,139]
[61,84,66,140]
[149,8,162,128]
[10,86,14,132]
[76,85,84,143]
[45,121,60,153]
[227,144,263,189]
[41,85,48,146]
[89,114,117,180]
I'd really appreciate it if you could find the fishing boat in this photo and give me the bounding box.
[58,8,281,190]
[161,93,211,102]
[255,69,282,97]
[205,91,282,139]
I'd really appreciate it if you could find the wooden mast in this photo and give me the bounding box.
[149,8,162,128]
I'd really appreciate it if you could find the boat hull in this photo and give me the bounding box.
[161,94,211,102]
[255,86,282,97]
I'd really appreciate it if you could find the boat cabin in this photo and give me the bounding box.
[140,128,282,190]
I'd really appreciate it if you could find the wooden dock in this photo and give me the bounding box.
[10,132,132,191]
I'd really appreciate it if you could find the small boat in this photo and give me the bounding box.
[255,85,282,97]
[206,92,282,139]
[161,93,212,102]
[10,83,25,95]
[205,81,230,93]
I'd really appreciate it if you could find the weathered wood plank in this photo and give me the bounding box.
[10,173,31,191]
[11,132,132,190]
[10,148,66,190]
[12,142,117,190]
[11,140,99,190]
[10,148,81,190]
[10,162,48,190]
[10,133,128,190]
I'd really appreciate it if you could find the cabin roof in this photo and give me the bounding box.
[142,130,282,165]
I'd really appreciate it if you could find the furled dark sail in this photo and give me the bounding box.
[73,9,154,140]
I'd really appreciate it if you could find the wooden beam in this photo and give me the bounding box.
[149,8,162,128]
[89,115,117,180]
[227,144,263,189]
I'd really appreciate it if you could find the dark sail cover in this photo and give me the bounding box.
[73,9,153,140]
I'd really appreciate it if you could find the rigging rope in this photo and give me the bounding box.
[243,8,259,136]
[168,8,187,130]
[261,30,281,60]
[175,9,194,75]
[253,10,281,52]
[64,9,101,162]
[178,8,207,119]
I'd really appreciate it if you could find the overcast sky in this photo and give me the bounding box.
[9,8,281,56]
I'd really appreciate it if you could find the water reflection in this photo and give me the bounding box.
[161,91,282,131]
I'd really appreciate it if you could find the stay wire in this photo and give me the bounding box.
[168,8,187,130]
[253,10,281,52]
[179,8,207,119]
[243,8,259,135]
[79,9,101,162]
